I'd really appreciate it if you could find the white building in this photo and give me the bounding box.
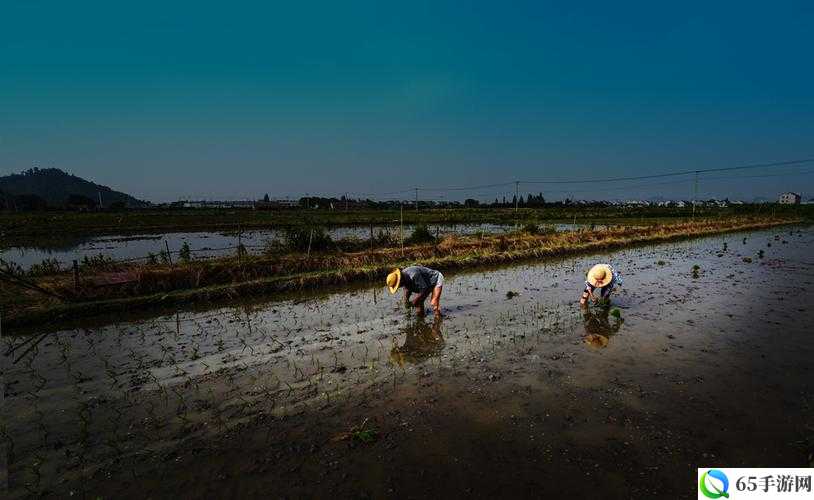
[778,192,801,205]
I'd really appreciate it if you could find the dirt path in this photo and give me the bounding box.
[4,226,813,498]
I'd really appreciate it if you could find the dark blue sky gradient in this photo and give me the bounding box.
[2,1,813,202]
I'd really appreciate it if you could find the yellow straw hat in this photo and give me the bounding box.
[587,264,613,288]
[386,268,401,294]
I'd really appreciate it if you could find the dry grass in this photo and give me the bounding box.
[2,216,799,327]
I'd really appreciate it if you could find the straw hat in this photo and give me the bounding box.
[386,268,401,294]
[586,264,613,288]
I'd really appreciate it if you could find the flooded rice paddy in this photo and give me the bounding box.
[3,226,813,498]
[0,223,574,270]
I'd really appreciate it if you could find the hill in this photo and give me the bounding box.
[0,168,147,209]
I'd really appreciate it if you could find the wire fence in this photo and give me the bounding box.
[0,216,605,280]
[3,157,812,278]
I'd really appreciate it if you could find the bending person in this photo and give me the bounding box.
[386,265,444,315]
[580,263,622,307]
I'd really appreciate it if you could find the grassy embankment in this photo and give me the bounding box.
[0,215,802,330]
[2,204,808,240]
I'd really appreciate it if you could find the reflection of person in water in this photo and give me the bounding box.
[390,315,445,366]
[582,306,622,348]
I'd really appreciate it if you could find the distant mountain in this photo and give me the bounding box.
[0,168,147,209]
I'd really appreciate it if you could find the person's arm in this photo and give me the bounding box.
[411,289,430,307]
[580,285,593,306]
[404,289,412,306]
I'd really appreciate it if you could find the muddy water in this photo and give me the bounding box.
[3,226,813,498]
[2,223,559,270]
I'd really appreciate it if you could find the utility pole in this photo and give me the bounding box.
[400,202,404,255]
[692,171,699,219]
[345,193,348,211]
[98,191,103,210]
[415,188,419,211]
[515,181,519,212]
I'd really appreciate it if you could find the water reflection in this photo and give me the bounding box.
[582,307,622,348]
[390,315,445,366]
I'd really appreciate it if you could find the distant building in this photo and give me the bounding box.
[778,192,801,205]
[255,199,299,209]
[182,200,256,209]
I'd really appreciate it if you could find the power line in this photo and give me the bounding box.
[518,158,814,185]
[390,157,814,194]
[204,157,814,201]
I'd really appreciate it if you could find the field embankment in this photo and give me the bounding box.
[0,216,802,329]
[3,204,810,239]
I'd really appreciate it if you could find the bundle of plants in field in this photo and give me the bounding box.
[520,222,556,235]
[80,253,118,272]
[373,228,397,247]
[404,224,436,245]
[282,225,333,252]
[179,241,192,263]
[27,257,63,276]
[0,258,26,277]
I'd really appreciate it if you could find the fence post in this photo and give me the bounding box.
[165,240,173,266]
[400,203,404,256]
[237,223,242,264]
[73,260,79,291]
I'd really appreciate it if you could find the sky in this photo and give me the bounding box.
[1,1,813,203]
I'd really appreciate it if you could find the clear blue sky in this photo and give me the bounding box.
[2,1,813,202]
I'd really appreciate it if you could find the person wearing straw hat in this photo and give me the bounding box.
[386,265,444,315]
[580,263,622,306]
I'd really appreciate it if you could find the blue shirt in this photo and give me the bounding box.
[401,265,441,294]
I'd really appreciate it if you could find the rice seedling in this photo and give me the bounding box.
[178,242,192,263]
[281,225,333,252]
[3,217,801,332]
[404,224,436,245]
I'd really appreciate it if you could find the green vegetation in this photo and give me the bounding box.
[3,204,812,240]
[280,225,333,252]
[0,216,800,329]
[0,167,146,209]
[404,224,436,245]
[179,242,192,263]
